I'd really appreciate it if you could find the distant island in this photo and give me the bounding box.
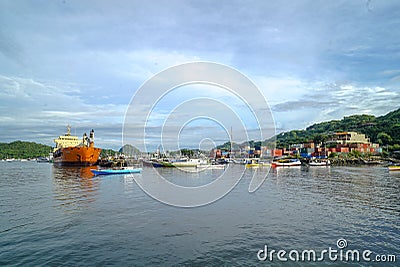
[0,141,53,160]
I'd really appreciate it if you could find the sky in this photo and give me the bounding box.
[0,0,399,150]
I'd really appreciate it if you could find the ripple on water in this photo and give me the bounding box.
[0,162,399,266]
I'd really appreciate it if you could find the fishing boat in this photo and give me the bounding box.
[53,126,101,166]
[388,165,400,171]
[271,158,301,167]
[91,167,142,176]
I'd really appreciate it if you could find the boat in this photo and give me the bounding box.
[142,159,174,168]
[36,156,50,163]
[388,165,400,171]
[245,158,261,168]
[308,160,330,167]
[53,125,101,166]
[171,158,207,167]
[271,158,301,167]
[91,167,142,176]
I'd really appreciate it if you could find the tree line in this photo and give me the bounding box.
[0,141,52,159]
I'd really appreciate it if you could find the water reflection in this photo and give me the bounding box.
[52,166,100,212]
[269,165,400,215]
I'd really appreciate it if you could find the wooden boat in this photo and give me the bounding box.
[272,158,301,167]
[91,167,142,176]
[388,165,400,171]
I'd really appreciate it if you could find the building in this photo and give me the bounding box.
[331,132,370,145]
[327,132,379,155]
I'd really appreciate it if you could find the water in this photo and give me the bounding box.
[0,162,399,266]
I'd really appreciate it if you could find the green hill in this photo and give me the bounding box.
[275,108,400,149]
[214,108,400,152]
[0,141,52,159]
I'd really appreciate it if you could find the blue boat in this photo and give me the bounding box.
[91,167,142,176]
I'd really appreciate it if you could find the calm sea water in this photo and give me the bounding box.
[0,162,399,266]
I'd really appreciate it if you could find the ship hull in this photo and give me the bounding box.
[53,146,101,166]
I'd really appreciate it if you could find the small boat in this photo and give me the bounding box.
[36,157,50,163]
[91,167,142,176]
[172,158,207,168]
[245,158,261,168]
[143,159,175,168]
[388,165,400,171]
[272,158,301,167]
[308,160,330,167]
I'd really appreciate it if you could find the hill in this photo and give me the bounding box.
[215,108,400,151]
[275,108,400,148]
[119,144,141,156]
[0,141,52,159]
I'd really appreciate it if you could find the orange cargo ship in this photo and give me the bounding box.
[53,126,101,166]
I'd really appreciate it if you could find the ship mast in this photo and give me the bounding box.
[66,124,71,136]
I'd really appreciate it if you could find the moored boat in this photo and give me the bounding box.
[245,158,260,168]
[388,165,400,171]
[91,167,142,176]
[272,158,301,167]
[36,156,50,163]
[53,126,101,166]
[308,160,331,167]
[171,158,207,168]
[143,159,174,168]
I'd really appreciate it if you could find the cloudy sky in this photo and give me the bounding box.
[1,0,399,150]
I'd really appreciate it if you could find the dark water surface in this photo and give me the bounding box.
[1,162,399,266]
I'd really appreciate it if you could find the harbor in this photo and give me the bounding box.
[1,1,400,264]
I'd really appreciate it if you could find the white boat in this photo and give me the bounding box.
[172,158,208,167]
[37,157,50,163]
[308,160,330,166]
[272,158,301,167]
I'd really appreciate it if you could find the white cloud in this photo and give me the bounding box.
[1,0,400,149]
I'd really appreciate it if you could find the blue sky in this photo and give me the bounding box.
[1,0,399,150]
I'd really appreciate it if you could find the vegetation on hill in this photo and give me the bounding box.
[100,148,119,157]
[275,108,400,150]
[214,108,400,153]
[0,141,52,159]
